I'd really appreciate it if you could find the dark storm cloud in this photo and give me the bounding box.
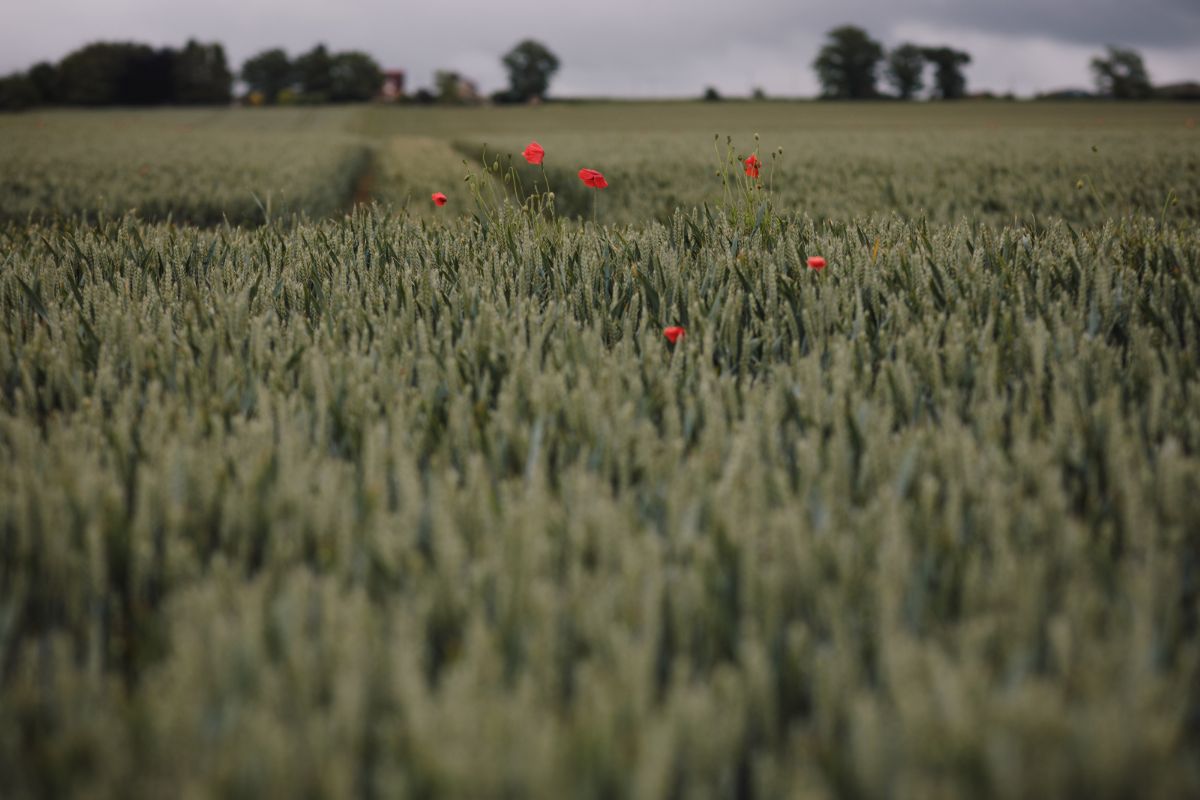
[2,0,1198,97]
[692,0,1200,50]
[919,0,1200,48]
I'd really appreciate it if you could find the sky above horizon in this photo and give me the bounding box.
[4,0,1200,98]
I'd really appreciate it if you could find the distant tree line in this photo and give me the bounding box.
[809,25,1169,102]
[0,31,1183,111]
[813,26,973,100]
[408,40,560,105]
[0,40,383,111]
[241,45,382,104]
[0,40,232,110]
[0,38,549,110]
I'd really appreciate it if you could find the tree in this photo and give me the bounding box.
[886,44,925,100]
[813,26,884,99]
[56,43,134,105]
[295,44,333,100]
[55,42,173,105]
[490,88,523,104]
[501,40,560,102]
[124,47,176,104]
[1090,46,1152,99]
[28,62,60,104]
[6,40,233,108]
[0,73,40,111]
[703,86,722,102]
[241,49,293,104]
[173,40,232,104]
[329,52,382,102]
[922,47,971,99]
[435,70,464,104]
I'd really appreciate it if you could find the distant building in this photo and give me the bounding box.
[434,71,483,105]
[379,70,405,102]
[456,77,482,104]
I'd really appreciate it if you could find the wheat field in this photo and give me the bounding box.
[1,102,1198,798]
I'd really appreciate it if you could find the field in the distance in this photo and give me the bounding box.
[1,103,1199,798]
[2,101,1198,224]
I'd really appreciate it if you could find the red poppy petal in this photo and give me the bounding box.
[578,169,607,189]
[523,142,544,164]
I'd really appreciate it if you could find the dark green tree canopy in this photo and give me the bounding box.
[329,52,382,102]
[1091,46,1152,99]
[0,62,60,110]
[56,42,171,105]
[28,62,60,104]
[0,40,232,109]
[242,46,382,104]
[813,26,885,99]
[241,48,293,103]
[173,40,232,105]
[295,45,334,100]
[922,47,971,99]
[502,40,560,102]
[0,74,40,111]
[434,70,464,104]
[886,44,926,100]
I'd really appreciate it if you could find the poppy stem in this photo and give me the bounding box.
[592,188,597,227]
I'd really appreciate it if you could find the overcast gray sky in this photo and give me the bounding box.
[4,0,1200,97]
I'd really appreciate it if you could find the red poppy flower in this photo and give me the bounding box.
[663,326,686,344]
[431,192,447,206]
[744,154,761,178]
[807,256,827,271]
[578,168,608,189]
[523,141,545,165]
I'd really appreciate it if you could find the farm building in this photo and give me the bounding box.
[379,69,405,101]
